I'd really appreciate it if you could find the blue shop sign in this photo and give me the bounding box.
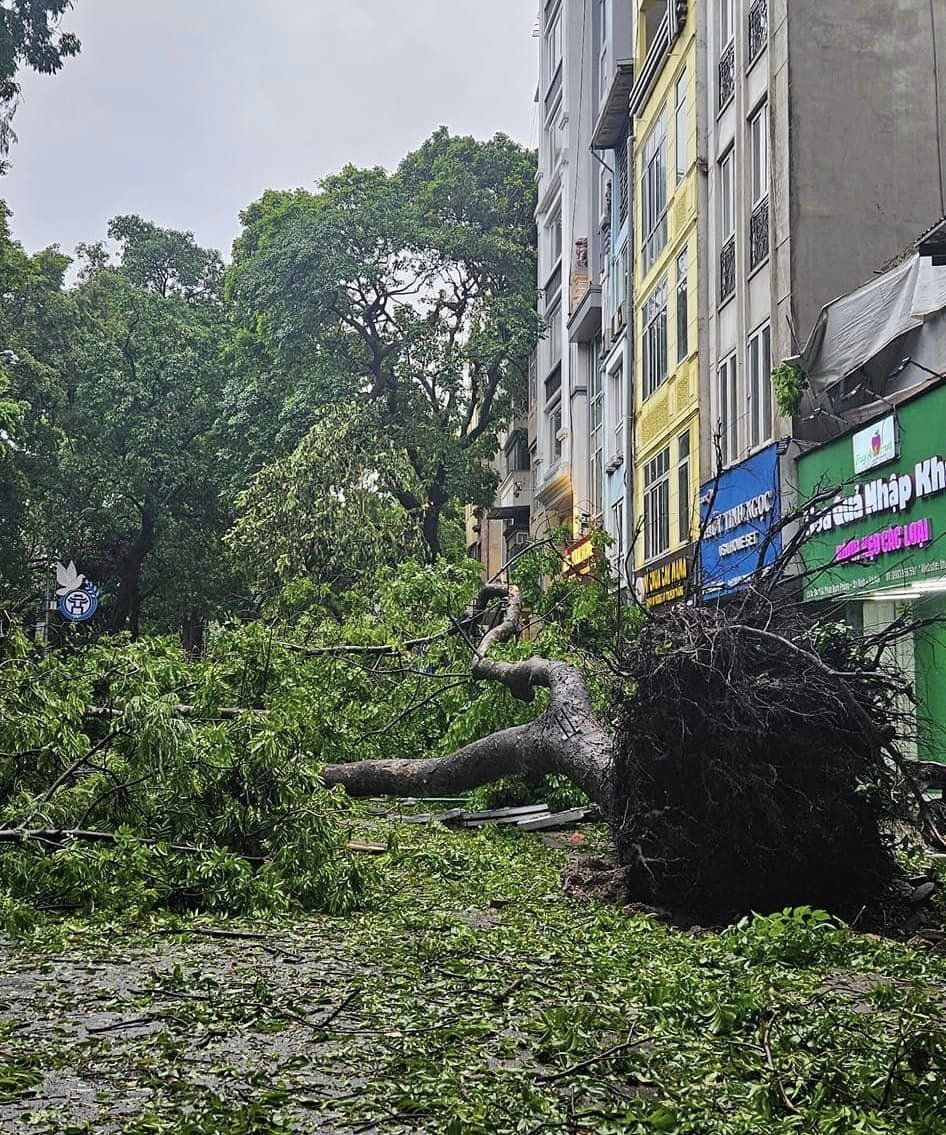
[700,443,782,599]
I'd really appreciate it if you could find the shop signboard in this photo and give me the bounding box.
[699,443,782,600]
[798,384,946,601]
[636,544,694,608]
[852,413,898,475]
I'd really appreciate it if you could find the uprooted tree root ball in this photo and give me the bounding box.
[323,577,936,920]
[610,597,908,918]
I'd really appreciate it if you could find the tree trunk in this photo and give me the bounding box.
[109,508,156,637]
[181,615,204,659]
[321,583,615,809]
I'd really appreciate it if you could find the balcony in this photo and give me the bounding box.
[719,237,736,303]
[718,41,735,112]
[749,197,770,270]
[748,0,768,66]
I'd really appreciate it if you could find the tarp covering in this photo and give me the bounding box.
[800,254,946,393]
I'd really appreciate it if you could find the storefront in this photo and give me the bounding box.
[797,384,946,763]
[636,544,695,609]
[699,443,783,600]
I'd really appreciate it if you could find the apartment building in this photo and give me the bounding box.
[627,1,702,606]
[532,0,635,574]
[699,0,946,596]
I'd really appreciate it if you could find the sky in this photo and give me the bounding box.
[2,0,539,261]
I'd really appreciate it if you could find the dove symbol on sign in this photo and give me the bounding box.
[55,561,86,598]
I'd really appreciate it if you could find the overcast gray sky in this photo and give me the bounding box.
[3,0,539,260]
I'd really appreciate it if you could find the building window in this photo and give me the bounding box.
[642,277,668,399]
[717,353,739,466]
[748,323,772,450]
[749,103,770,268]
[748,0,768,65]
[609,360,625,460]
[720,149,735,241]
[675,71,688,184]
[720,0,734,48]
[617,131,630,228]
[749,103,768,206]
[546,302,562,373]
[611,497,624,558]
[718,0,735,110]
[590,338,604,519]
[546,102,563,177]
[644,446,671,562]
[528,352,538,409]
[547,6,563,81]
[548,398,563,465]
[641,112,667,274]
[547,213,563,265]
[719,149,736,302]
[677,428,691,541]
[505,430,530,475]
[675,250,688,364]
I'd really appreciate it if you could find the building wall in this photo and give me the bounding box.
[782,0,946,349]
[632,1,702,577]
[704,0,776,478]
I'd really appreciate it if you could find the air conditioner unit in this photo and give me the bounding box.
[611,304,626,337]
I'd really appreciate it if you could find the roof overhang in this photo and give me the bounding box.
[568,284,603,342]
[591,62,634,150]
[486,504,531,524]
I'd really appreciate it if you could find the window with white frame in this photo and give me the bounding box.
[608,360,625,461]
[747,323,772,450]
[642,277,668,399]
[675,250,688,364]
[720,148,735,242]
[644,446,671,562]
[548,398,563,465]
[677,428,691,541]
[675,72,688,184]
[611,497,624,559]
[547,6,563,82]
[717,353,739,466]
[546,302,562,373]
[590,337,604,519]
[719,0,734,48]
[749,102,769,206]
[641,112,667,274]
[546,101,563,175]
[547,213,563,265]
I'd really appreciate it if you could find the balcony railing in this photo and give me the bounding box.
[750,197,770,270]
[718,41,735,111]
[748,0,768,66]
[719,237,736,303]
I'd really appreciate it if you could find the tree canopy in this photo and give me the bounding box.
[226,128,540,558]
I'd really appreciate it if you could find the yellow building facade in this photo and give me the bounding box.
[631,2,700,607]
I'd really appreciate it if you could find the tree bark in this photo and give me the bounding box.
[321,583,615,809]
[109,507,156,638]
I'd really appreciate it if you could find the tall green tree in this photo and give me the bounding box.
[55,217,233,638]
[0,1,80,162]
[226,128,540,559]
[0,202,73,623]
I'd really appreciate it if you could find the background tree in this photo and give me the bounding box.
[225,128,540,559]
[0,1,80,164]
[0,202,73,623]
[53,217,233,638]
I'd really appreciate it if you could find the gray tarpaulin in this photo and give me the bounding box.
[800,254,946,394]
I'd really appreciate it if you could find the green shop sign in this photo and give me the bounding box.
[797,383,946,601]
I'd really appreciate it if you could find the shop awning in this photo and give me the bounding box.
[800,253,946,395]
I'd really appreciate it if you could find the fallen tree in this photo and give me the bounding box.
[323,579,937,916]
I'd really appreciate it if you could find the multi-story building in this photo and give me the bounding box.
[532,0,635,576]
[699,0,946,599]
[465,421,533,578]
[627,1,702,607]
